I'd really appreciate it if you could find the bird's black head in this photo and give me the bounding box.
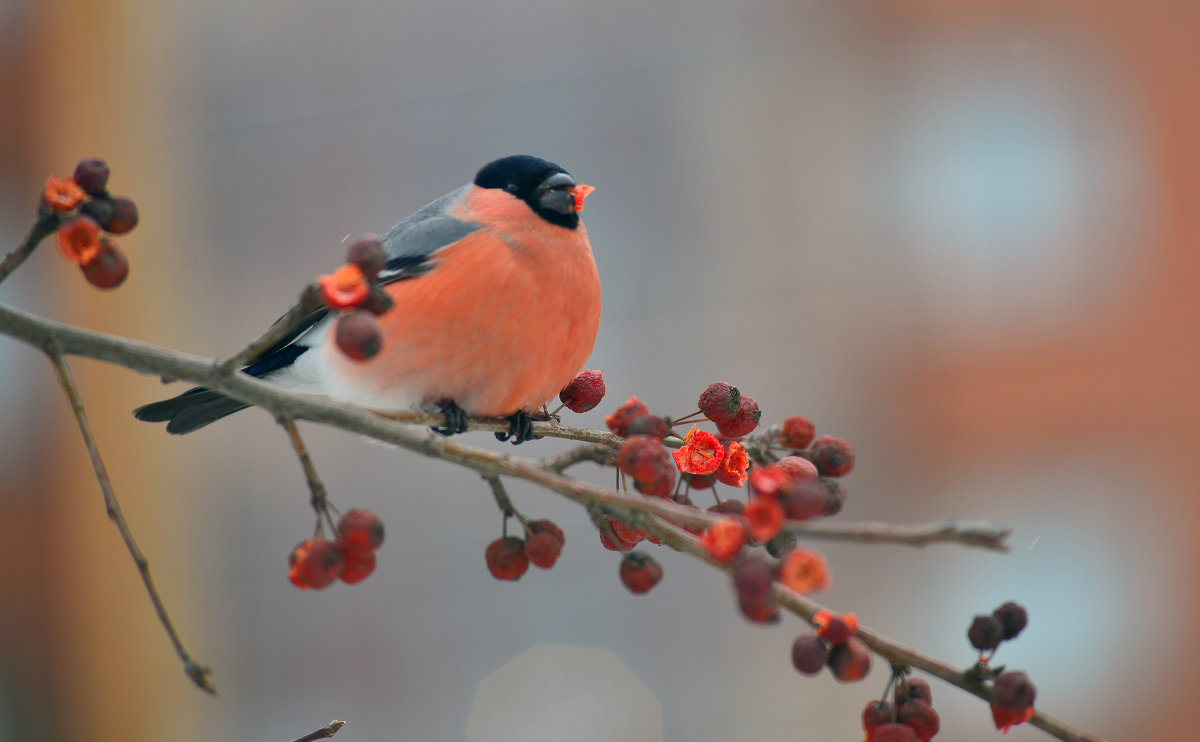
[474,155,588,229]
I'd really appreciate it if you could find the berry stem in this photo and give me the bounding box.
[483,473,518,519]
[0,204,59,286]
[278,416,333,535]
[670,410,705,426]
[46,348,216,694]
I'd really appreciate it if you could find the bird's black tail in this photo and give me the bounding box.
[133,387,252,435]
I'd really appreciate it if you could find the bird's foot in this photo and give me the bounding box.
[432,399,469,436]
[495,410,534,445]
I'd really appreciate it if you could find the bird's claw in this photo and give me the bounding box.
[432,400,469,436]
[495,410,534,445]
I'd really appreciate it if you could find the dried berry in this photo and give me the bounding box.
[608,518,648,546]
[337,508,385,553]
[738,594,780,624]
[810,435,855,477]
[895,676,933,707]
[778,415,816,449]
[792,634,829,675]
[288,538,344,590]
[484,536,529,580]
[335,310,383,361]
[698,518,745,562]
[814,609,858,645]
[345,234,386,278]
[57,215,102,265]
[993,601,1029,640]
[968,614,1004,651]
[748,466,783,498]
[339,548,377,584]
[633,470,676,498]
[715,395,760,438]
[626,414,669,440]
[698,381,741,424]
[73,157,111,196]
[604,396,650,436]
[714,440,749,487]
[619,551,663,594]
[524,530,563,568]
[672,426,725,475]
[870,723,919,742]
[827,636,871,682]
[992,671,1036,712]
[618,435,670,482]
[897,699,940,741]
[732,555,774,604]
[862,700,895,739]
[559,369,606,413]
[528,519,565,546]
[820,477,847,516]
[105,196,139,234]
[781,480,826,521]
[81,239,129,289]
[776,455,819,484]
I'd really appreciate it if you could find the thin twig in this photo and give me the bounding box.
[214,285,325,375]
[288,720,346,742]
[787,519,1011,553]
[46,349,216,694]
[0,206,59,285]
[482,473,517,518]
[542,443,616,473]
[278,417,334,535]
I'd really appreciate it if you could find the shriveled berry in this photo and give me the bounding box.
[897,700,939,741]
[871,723,919,742]
[820,477,847,516]
[81,239,129,289]
[361,284,395,316]
[345,234,386,278]
[105,196,139,234]
[633,469,676,498]
[619,551,662,594]
[339,548,377,584]
[968,614,1004,651]
[810,435,855,477]
[559,369,606,413]
[732,555,774,604]
[895,676,933,707]
[827,636,871,682]
[698,381,741,424]
[862,700,895,739]
[791,634,829,675]
[335,310,382,361]
[484,536,529,580]
[73,157,110,195]
[337,508,385,553]
[993,601,1029,640]
[738,594,780,624]
[714,439,749,487]
[715,395,760,438]
[992,671,1036,712]
[618,435,669,482]
[288,538,344,590]
[626,414,669,440]
[764,529,797,558]
[605,396,650,436]
[524,530,563,568]
[781,480,826,521]
[776,455,819,484]
[778,415,816,449]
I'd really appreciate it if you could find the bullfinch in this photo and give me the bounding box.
[134,155,601,443]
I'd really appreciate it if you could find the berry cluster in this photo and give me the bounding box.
[484,519,565,580]
[44,158,138,288]
[791,610,871,681]
[315,236,395,361]
[963,601,1036,732]
[862,675,941,742]
[967,600,1028,656]
[288,508,385,589]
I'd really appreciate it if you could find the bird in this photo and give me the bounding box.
[134,155,601,443]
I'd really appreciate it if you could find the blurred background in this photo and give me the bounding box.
[0,0,1194,739]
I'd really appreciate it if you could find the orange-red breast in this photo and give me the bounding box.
[135,155,601,442]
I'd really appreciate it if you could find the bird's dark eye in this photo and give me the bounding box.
[504,182,520,195]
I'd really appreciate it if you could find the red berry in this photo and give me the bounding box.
[619,551,663,594]
[743,496,784,543]
[337,508,385,553]
[993,601,1029,640]
[897,700,940,742]
[781,480,826,521]
[791,634,829,675]
[484,536,529,580]
[715,395,760,438]
[105,196,139,234]
[748,466,783,498]
[686,473,714,489]
[625,414,669,440]
[827,636,871,682]
[815,609,859,644]
[870,723,919,742]
[992,671,1036,712]
[732,555,774,604]
[737,594,780,624]
[339,547,377,584]
[335,310,383,361]
[810,435,855,477]
[524,530,563,568]
[895,677,933,707]
[618,435,670,482]
[81,239,129,289]
[862,700,895,739]
[73,157,110,196]
[698,518,745,563]
[968,614,1004,651]
[633,469,676,498]
[776,455,818,484]
[608,518,648,546]
[778,416,816,449]
[528,519,565,546]
[345,234,386,278]
[605,396,650,436]
[559,369,606,413]
[288,538,344,590]
[698,381,741,424]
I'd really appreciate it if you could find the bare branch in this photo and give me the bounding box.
[46,349,216,694]
[787,519,1012,553]
[288,720,346,742]
[0,206,59,285]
